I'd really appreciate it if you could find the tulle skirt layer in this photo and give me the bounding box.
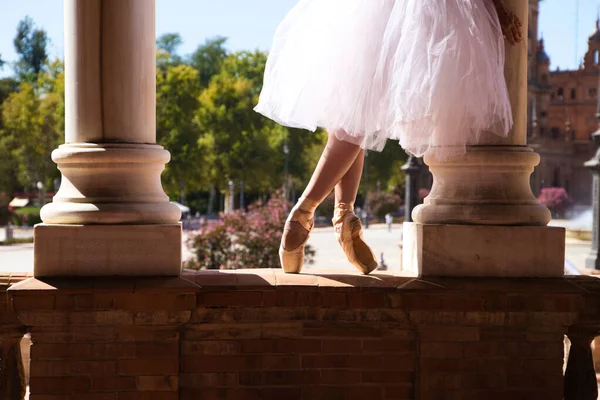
[254,0,513,158]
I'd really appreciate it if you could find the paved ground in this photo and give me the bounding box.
[304,223,402,273]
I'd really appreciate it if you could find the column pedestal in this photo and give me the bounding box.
[402,223,564,277]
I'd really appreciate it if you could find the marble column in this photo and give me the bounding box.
[403,0,565,277]
[35,0,182,276]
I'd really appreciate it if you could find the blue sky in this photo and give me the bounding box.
[0,0,597,78]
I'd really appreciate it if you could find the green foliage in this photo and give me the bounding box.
[1,60,63,192]
[157,63,206,197]
[13,206,42,226]
[190,36,229,88]
[13,17,49,83]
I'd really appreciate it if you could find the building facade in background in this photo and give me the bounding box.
[528,0,598,206]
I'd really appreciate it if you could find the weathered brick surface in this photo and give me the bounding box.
[2,271,600,399]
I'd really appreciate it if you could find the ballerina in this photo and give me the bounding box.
[255,0,523,274]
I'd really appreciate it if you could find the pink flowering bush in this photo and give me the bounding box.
[187,193,315,269]
[367,192,402,220]
[538,187,573,218]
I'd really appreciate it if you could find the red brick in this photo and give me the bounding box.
[303,323,381,338]
[31,343,92,360]
[348,293,387,308]
[117,327,179,342]
[31,360,115,377]
[202,291,263,307]
[421,372,462,390]
[262,322,303,338]
[383,384,413,399]
[302,355,381,369]
[118,358,178,375]
[302,386,382,400]
[320,309,360,322]
[321,369,362,384]
[136,343,178,358]
[259,388,302,400]
[11,294,56,311]
[261,355,301,370]
[179,372,238,387]
[184,323,262,340]
[420,342,464,358]
[321,293,349,308]
[381,355,416,371]
[419,326,479,342]
[181,356,261,372]
[179,388,260,400]
[72,394,116,400]
[137,376,178,391]
[182,340,239,355]
[118,393,179,400]
[363,371,413,384]
[363,339,414,353]
[239,339,320,354]
[112,293,196,310]
[30,377,90,394]
[322,339,362,353]
[462,372,506,389]
[134,311,191,325]
[91,376,137,391]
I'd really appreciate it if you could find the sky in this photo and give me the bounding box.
[0,0,598,78]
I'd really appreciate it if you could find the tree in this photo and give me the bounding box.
[0,54,4,70]
[156,33,183,71]
[190,36,229,87]
[195,70,278,193]
[13,17,49,83]
[1,60,63,195]
[157,63,207,201]
[157,33,183,56]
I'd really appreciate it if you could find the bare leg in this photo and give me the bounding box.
[303,132,363,204]
[331,149,377,275]
[282,131,362,252]
[335,149,364,206]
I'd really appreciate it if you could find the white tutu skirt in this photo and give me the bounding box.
[255,0,513,158]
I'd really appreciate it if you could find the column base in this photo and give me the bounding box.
[34,224,182,277]
[402,222,565,277]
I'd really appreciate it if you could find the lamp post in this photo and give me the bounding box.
[228,180,235,213]
[239,181,245,210]
[36,181,45,207]
[401,156,423,223]
[283,139,290,201]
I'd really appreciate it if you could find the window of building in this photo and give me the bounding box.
[551,93,555,101]
[591,88,598,98]
[551,127,560,138]
[557,87,564,101]
[541,74,548,84]
[595,50,599,65]
[540,111,547,118]
[570,88,577,100]
[539,127,546,136]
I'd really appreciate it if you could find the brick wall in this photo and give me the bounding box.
[4,270,599,399]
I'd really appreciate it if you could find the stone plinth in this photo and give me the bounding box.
[34,224,182,277]
[402,222,565,277]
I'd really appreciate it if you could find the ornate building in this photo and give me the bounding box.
[528,0,598,206]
